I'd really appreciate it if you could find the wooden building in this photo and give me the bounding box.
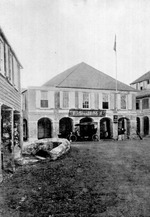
[131,71,150,137]
[22,62,137,142]
[0,28,22,181]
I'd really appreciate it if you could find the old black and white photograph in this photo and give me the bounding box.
[1,0,150,216]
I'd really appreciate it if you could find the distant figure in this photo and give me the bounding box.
[118,128,122,140]
[121,128,126,140]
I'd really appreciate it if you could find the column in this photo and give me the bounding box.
[19,113,23,154]
[11,109,15,172]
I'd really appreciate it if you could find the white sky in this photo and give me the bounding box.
[0,0,150,88]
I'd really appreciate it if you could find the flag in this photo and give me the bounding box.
[113,35,116,52]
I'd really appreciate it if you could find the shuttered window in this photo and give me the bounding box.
[121,94,127,109]
[142,98,149,109]
[83,93,89,108]
[75,92,79,108]
[41,91,48,108]
[8,50,13,83]
[63,91,69,108]
[0,39,4,75]
[55,91,60,108]
[102,93,109,109]
[136,100,140,110]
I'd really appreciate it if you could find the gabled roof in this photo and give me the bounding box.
[42,62,136,91]
[130,71,150,85]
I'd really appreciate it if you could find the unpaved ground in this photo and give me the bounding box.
[1,138,150,216]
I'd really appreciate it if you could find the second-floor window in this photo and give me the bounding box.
[121,94,126,109]
[63,92,69,108]
[142,98,149,109]
[83,93,89,108]
[0,39,4,75]
[136,100,140,110]
[102,93,109,109]
[55,91,60,108]
[41,91,48,108]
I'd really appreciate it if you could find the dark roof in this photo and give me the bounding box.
[43,62,136,91]
[130,71,150,85]
[0,28,23,68]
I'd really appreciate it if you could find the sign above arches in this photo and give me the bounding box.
[69,109,106,117]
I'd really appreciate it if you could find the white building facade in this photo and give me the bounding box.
[23,63,137,141]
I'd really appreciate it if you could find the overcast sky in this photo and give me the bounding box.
[0,0,150,88]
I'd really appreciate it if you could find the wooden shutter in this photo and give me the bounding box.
[90,92,95,109]
[99,92,102,109]
[59,91,63,108]
[110,93,115,109]
[94,93,99,109]
[128,94,132,110]
[78,92,82,108]
[69,92,75,108]
[55,91,60,108]
[48,91,54,108]
[36,90,41,108]
[132,94,136,110]
[75,92,79,108]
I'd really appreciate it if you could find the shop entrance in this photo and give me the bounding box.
[118,117,130,139]
[59,117,73,138]
[100,117,112,139]
[143,116,149,136]
[136,117,140,134]
[77,117,97,141]
[38,118,52,139]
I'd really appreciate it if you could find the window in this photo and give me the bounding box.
[136,100,140,110]
[147,80,150,84]
[8,50,13,82]
[63,92,69,108]
[0,39,4,75]
[102,93,109,109]
[83,93,89,108]
[121,94,126,109]
[55,91,60,108]
[142,98,149,109]
[41,91,48,108]
[140,87,143,90]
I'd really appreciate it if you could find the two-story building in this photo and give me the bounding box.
[131,71,150,136]
[0,28,22,180]
[22,62,137,142]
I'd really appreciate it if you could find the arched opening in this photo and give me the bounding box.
[136,117,140,134]
[59,117,73,138]
[118,117,130,139]
[143,116,149,136]
[78,117,96,140]
[23,119,28,141]
[100,117,113,139]
[38,118,52,139]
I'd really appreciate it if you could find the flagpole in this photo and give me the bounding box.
[115,48,118,93]
[114,35,118,112]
